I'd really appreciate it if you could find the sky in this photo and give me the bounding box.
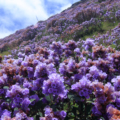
[0,0,79,39]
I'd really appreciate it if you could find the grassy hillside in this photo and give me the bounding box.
[0,0,120,57]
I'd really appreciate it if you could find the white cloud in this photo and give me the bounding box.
[46,0,79,14]
[0,27,14,38]
[0,0,49,38]
[47,0,69,4]
[0,0,79,38]
[61,4,72,11]
[0,0,48,24]
[47,0,79,5]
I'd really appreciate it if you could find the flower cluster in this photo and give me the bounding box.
[71,76,93,99]
[1,38,120,119]
[42,73,67,97]
[40,106,66,120]
[0,0,120,119]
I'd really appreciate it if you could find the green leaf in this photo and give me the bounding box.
[36,115,40,120]
[72,107,77,115]
[33,115,36,119]
[86,101,93,104]
[86,104,92,115]
[36,101,44,108]
[3,86,9,89]
[30,99,35,102]
[100,117,105,120]
[45,95,53,102]
[37,112,43,117]
[14,108,18,111]
[68,93,75,100]
[73,96,81,102]
[6,98,10,102]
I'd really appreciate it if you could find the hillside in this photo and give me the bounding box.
[0,0,120,55]
[0,0,120,119]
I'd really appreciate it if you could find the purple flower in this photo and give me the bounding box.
[30,94,39,105]
[60,110,67,118]
[83,38,95,50]
[92,106,102,116]
[74,48,80,54]
[34,63,48,78]
[21,97,31,111]
[27,67,34,78]
[112,76,120,91]
[42,73,66,97]
[22,88,29,96]
[15,112,28,120]
[1,109,11,120]
[71,76,93,98]
[115,98,120,108]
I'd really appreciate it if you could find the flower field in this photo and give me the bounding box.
[0,0,120,120]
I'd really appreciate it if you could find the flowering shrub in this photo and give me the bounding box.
[1,0,120,119]
[0,39,120,120]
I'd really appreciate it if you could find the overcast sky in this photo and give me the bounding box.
[0,0,79,38]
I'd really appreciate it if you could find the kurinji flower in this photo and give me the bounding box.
[50,41,63,55]
[40,106,67,120]
[115,98,120,108]
[29,94,39,105]
[71,76,93,98]
[83,38,95,51]
[60,111,67,118]
[93,81,115,103]
[34,63,48,78]
[74,74,83,82]
[38,47,50,59]
[6,84,29,98]
[21,61,28,67]
[115,10,120,20]
[32,78,45,91]
[65,40,77,50]
[13,58,23,66]
[59,63,67,76]
[1,102,9,110]
[74,48,80,55]
[42,73,66,97]
[67,59,76,72]
[18,52,25,58]
[44,107,53,117]
[22,88,29,96]
[47,63,56,74]
[27,67,34,78]
[6,85,21,98]
[15,112,28,120]
[33,59,39,66]
[107,106,120,120]
[92,45,107,59]
[92,81,115,118]
[112,76,120,91]
[89,66,99,75]
[64,49,73,57]
[92,106,102,116]
[1,109,11,120]
[88,65,107,81]
[0,77,5,86]
[21,97,31,111]
[23,80,32,89]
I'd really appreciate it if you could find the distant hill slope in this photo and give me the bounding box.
[0,0,120,53]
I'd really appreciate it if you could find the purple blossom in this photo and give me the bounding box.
[42,73,66,97]
[71,76,93,98]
